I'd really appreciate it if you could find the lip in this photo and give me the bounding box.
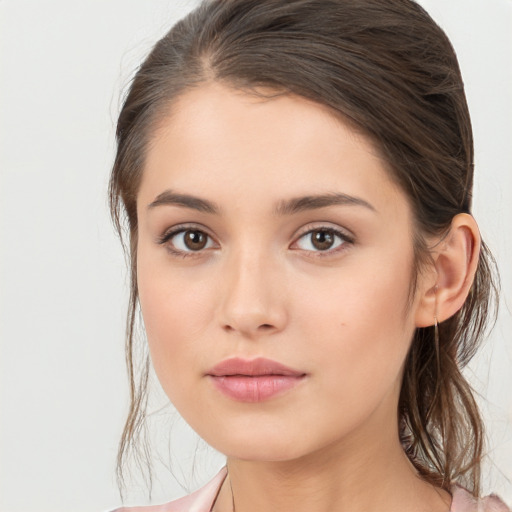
[206,357,306,402]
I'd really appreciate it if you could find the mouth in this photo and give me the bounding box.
[206,357,307,402]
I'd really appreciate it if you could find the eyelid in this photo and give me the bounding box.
[290,223,355,254]
[156,222,354,257]
[157,222,211,243]
[157,223,218,256]
[293,222,355,242]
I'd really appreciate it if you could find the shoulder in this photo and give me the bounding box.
[451,485,510,512]
[111,467,227,512]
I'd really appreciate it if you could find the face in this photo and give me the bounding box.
[136,82,427,462]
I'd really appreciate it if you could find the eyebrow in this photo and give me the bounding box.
[147,190,220,214]
[147,190,376,215]
[274,193,376,215]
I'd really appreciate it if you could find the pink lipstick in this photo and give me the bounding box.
[206,357,306,402]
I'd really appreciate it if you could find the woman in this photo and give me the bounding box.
[110,0,509,511]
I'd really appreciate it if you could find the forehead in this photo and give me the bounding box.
[153,82,370,157]
[140,81,407,218]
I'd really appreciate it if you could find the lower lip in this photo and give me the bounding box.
[208,375,305,402]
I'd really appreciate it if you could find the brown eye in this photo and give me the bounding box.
[311,229,335,250]
[295,228,348,252]
[163,228,214,253]
[183,230,208,250]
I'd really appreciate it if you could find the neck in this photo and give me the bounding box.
[214,420,451,512]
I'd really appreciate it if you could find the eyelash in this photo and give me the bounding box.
[292,225,354,258]
[158,224,216,259]
[157,224,354,259]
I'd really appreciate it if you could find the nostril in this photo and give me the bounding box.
[222,322,277,336]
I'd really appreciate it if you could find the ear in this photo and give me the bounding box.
[415,213,481,328]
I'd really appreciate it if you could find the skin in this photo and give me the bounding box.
[136,82,480,512]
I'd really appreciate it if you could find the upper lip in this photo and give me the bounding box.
[207,357,305,377]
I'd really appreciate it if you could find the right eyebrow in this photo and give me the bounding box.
[147,190,220,214]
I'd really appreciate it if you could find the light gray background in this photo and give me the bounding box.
[1,1,511,511]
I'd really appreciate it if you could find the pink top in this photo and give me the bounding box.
[113,466,510,512]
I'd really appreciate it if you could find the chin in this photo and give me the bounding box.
[199,423,318,463]
[224,444,306,463]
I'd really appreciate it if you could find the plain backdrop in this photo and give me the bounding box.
[1,1,511,511]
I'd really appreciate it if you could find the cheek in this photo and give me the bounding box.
[136,252,215,387]
[293,251,416,397]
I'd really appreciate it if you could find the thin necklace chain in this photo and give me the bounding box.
[229,472,236,512]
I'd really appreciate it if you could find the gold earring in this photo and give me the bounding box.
[434,314,439,348]
[433,284,439,341]
[433,286,441,381]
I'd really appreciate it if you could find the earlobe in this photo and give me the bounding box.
[415,213,481,328]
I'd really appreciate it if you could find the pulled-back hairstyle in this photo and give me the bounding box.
[110,0,498,498]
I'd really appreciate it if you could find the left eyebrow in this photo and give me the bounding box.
[147,190,220,214]
[274,193,377,215]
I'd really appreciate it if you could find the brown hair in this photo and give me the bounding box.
[110,0,499,498]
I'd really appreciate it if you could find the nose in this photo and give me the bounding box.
[217,248,288,338]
